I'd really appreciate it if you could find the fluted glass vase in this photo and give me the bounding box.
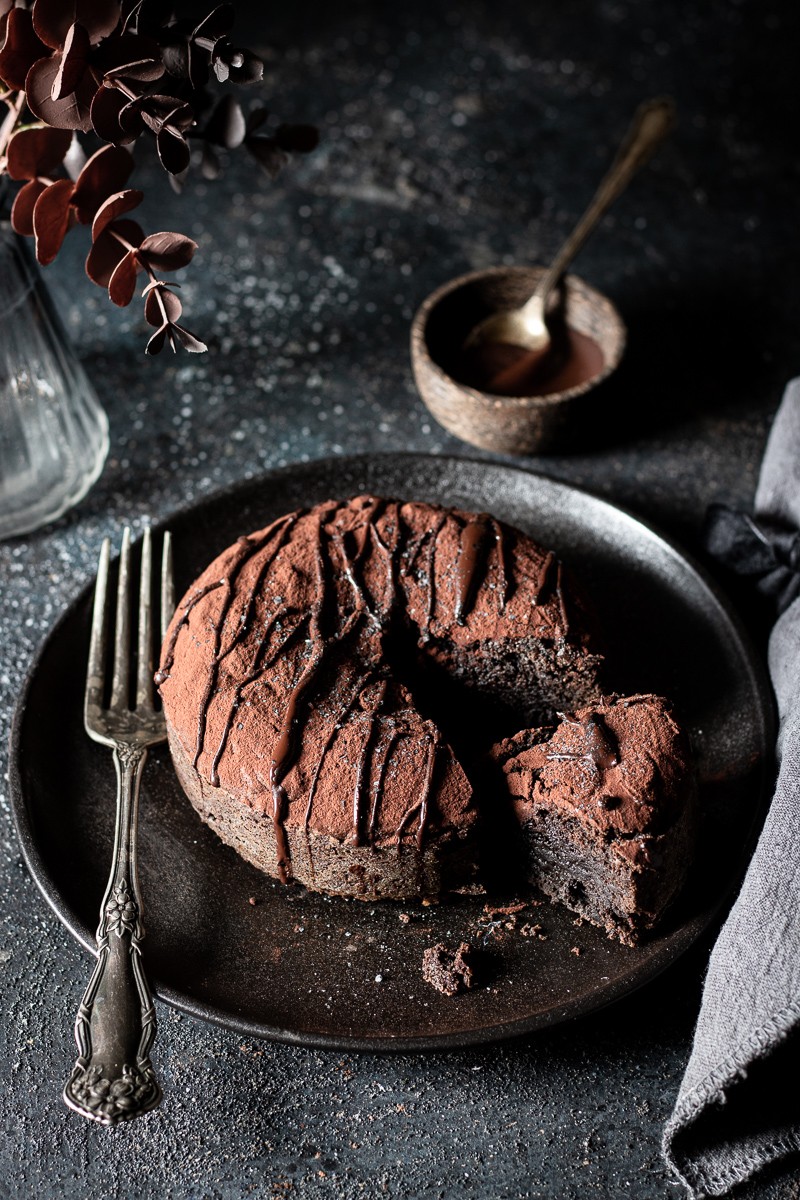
[0,225,109,540]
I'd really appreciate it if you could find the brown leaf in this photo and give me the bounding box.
[90,84,135,144]
[6,126,73,180]
[171,323,207,353]
[167,101,195,131]
[160,39,189,80]
[108,250,139,306]
[156,125,190,174]
[117,94,146,135]
[25,55,94,131]
[103,54,163,82]
[95,30,164,82]
[33,0,120,50]
[132,94,193,134]
[71,144,134,223]
[144,284,182,326]
[32,178,75,264]
[10,179,48,236]
[51,21,90,101]
[144,323,169,355]
[85,216,143,285]
[138,231,197,271]
[210,39,231,83]
[91,188,143,240]
[227,48,262,85]
[183,41,206,89]
[210,39,262,86]
[0,9,48,91]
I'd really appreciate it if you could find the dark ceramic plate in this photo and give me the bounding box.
[10,454,773,1051]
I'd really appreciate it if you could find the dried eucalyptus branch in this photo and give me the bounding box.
[0,1,318,353]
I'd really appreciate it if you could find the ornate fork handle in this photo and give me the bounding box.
[63,742,162,1125]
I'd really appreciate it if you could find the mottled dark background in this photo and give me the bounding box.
[2,0,798,1196]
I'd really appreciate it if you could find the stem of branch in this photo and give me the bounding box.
[0,92,27,172]
[108,227,171,326]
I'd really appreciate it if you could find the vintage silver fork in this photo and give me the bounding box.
[63,527,174,1126]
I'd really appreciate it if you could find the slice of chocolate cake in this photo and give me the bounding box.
[493,695,695,945]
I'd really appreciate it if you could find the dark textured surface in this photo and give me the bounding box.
[1,0,797,1195]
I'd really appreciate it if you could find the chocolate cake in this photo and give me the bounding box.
[156,495,604,901]
[492,695,696,946]
[421,942,480,996]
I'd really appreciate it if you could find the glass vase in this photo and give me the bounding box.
[0,225,109,540]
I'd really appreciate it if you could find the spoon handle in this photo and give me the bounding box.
[523,97,675,317]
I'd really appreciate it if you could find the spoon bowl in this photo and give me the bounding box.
[410,265,625,455]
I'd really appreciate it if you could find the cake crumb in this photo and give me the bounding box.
[421,897,440,907]
[422,942,479,996]
[398,912,412,924]
[248,896,258,906]
[570,946,582,956]
[483,901,527,916]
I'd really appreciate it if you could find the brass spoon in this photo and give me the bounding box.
[463,97,676,377]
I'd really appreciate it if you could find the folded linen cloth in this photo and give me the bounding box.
[663,378,800,1196]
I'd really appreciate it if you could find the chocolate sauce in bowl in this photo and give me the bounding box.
[456,326,605,398]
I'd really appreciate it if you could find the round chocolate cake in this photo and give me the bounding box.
[156,494,606,901]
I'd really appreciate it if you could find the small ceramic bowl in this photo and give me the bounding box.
[410,265,626,455]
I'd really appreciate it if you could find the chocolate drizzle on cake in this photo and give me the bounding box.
[491,518,511,609]
[455,516,489,624]
[192,515,300,772]
[554,563,570,638]
[395,726,441,847]
[368,723,398,839]
[155,579,224,686]
[547,712,619,770]
[303,675,366,830]
[209,610,306,787]
[532,550,555,605]
[269,649,323,882]
[424,511,447,629]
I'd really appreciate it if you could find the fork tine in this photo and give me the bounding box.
[85,538,111,724]
[109,527,132,710]
[136,528,154,711]
[160,531,175,641]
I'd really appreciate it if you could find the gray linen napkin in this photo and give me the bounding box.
[663,378,800,1196]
